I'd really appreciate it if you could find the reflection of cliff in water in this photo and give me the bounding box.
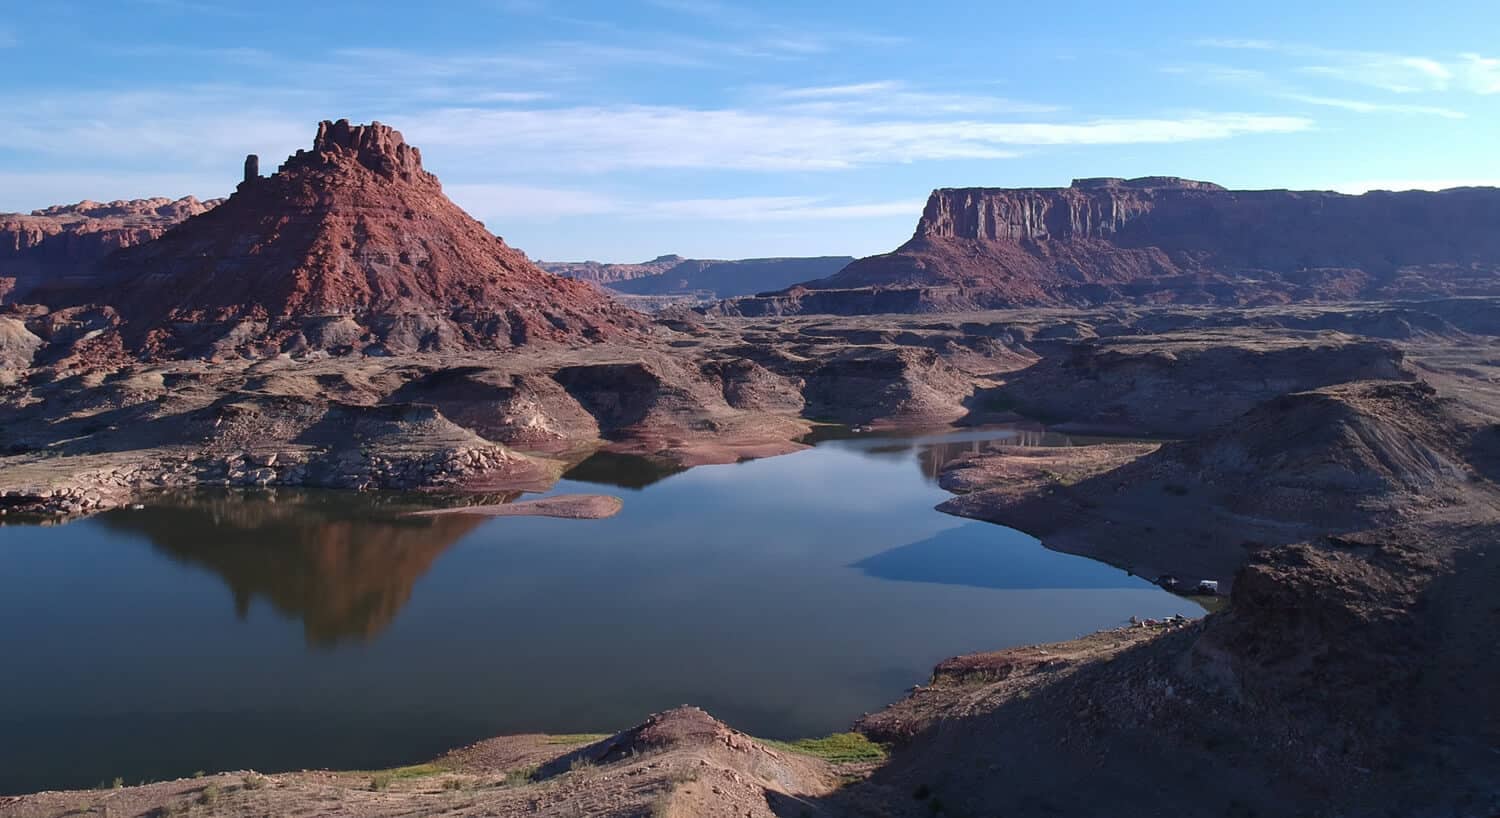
[916,423,1074,480]
[97,490,486,647]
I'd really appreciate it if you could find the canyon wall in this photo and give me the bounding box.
[0,197,220,303]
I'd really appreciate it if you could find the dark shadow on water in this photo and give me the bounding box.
[853,522,1145,590]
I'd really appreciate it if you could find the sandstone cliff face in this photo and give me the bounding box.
[52,119,644,357]
[728,177,1500,313]
[0,197,220,303]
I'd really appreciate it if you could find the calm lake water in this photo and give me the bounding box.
[0,425,1198,794]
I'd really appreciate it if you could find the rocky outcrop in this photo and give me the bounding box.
[992,331,1415,435]
[45,119,644,357]
[724,177,1500,313]
[0,196,220,304]
[941,379,1490,589]
[383,366,602,450]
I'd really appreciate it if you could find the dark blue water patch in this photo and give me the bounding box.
[855,522,1145,590]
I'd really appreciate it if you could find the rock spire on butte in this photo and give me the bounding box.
[88,119,644,357]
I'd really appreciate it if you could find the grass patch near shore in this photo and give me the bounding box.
[762,733,888,764]
[545,733,610,745]
[354,762,451,789]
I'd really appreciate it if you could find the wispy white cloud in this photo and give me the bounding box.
[1278,93,1466,119]
[1196,39,1500,96]
[405,106,1309,172]
[764,80,1061,116]
[642,196,923,221]
[0,81,1310,178]
[645,0,904,57]
[774,81,903,99]
[1167,54,1472,119]
[1297,59,1450,94]
[444,183,922,226]
[0,89,310,168]
[1461,53,1500,94]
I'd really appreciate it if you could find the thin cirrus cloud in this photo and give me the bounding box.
[763,80,1063,116]
[1164,60,1468,118]
[0,81,1308,177]
[1196,39,1500,96]
[444,184,923,224]
[1278,93,1467,119]
[405,106,1311,172]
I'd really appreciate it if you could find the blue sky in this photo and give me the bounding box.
[2,0,1498,260]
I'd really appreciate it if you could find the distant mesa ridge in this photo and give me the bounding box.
[542,254,856,299]
[0,196,222,304]
[715,177,1500,315]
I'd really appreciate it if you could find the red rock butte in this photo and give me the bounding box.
[58,119,644,356]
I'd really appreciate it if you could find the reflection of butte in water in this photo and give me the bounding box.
[97,492,484,647]
[917,424,1052,479]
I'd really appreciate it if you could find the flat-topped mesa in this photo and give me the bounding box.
[719,178,1500,314]
[1070,176,1227,191]
[278,119,430,182]
[25,197,217,223]
[916,182,1172,242]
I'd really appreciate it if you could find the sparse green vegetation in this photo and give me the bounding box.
[241,773,268,790]
[569,756,597,773]
[369,773,392,791]
[503,766,537,787]
[666,766,700,785]
[764,732,888,764]
[112,777,124,790]
[355,761,449,786]
[545,733,610,745]
[198,783,220,805]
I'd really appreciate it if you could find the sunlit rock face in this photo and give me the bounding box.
[721,178,1500,315]
[38,119,646,359]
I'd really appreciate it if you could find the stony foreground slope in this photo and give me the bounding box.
[720,176,1500,314]
[0,707,845,818]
